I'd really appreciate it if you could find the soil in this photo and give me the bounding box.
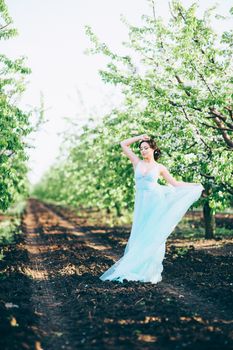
[0,198,232,350]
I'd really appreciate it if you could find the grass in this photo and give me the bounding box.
[0,198,28,261]
[0,218,21,245]
[73,207,232,238]
[173,216,232,239]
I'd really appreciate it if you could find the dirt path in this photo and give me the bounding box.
[0,198,232,349]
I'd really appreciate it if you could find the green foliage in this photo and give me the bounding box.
[34,1,232,220]
[0,0,32,211]
[0,217,21,245]
[33,112,137,214]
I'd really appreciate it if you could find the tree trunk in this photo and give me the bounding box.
[115,202,122,217]
[203,200,216,239]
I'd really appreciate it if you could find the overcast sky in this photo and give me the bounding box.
[2,0,232,184]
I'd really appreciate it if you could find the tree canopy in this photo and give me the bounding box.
[0,0,32,211]
[34,1,233,237]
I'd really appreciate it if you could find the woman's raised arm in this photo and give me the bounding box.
[120,134,149,166]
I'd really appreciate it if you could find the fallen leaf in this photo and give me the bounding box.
[138,334,157,342]
[52,332,63,337]
[5,302,19,309]
[10,317,19,327]
[35,341,44,350]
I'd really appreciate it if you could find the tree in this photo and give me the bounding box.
[84,0,233,238]
[0,0,32,211]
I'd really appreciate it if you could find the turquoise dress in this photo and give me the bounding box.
[100,161,204,284]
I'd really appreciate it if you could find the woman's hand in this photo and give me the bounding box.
[138,134,150,141]
[131,131,150,141]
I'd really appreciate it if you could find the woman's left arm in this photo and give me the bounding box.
[160,165,202,187]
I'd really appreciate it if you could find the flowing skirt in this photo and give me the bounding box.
[100,183,204,284]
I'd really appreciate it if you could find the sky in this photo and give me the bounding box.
[2,0,233,184]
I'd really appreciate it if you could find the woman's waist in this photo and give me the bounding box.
[135,181,160,190]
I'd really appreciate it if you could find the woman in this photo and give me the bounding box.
[100,134,204,284]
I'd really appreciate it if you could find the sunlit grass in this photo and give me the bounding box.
[0,199,27,261]
[29,198,233,239]
[0,218,20,245]
[75,207,232,239]
[173,217,232,239]
[4,198,27,216]
[0,218,21,262]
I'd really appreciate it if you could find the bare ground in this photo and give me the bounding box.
[0,198,232,350]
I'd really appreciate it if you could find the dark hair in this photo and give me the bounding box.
[138,138,162,161]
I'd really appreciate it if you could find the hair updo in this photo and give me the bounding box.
[138,138,162,161]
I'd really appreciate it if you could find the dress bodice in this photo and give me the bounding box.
[134,161,160,190]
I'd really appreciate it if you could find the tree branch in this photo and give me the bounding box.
[200,172,233,195]
[174,75,191,97]
[0,22,11,31]
[211,116,233,148]
[180,107,213,151]
[152,0,156,21]
[209,108,233,129]
[199,121,233,132]
[151,84,233,148]
[191,63,215,97]
[225,106,233,121]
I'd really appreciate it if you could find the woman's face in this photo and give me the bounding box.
[139,142,154,159]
